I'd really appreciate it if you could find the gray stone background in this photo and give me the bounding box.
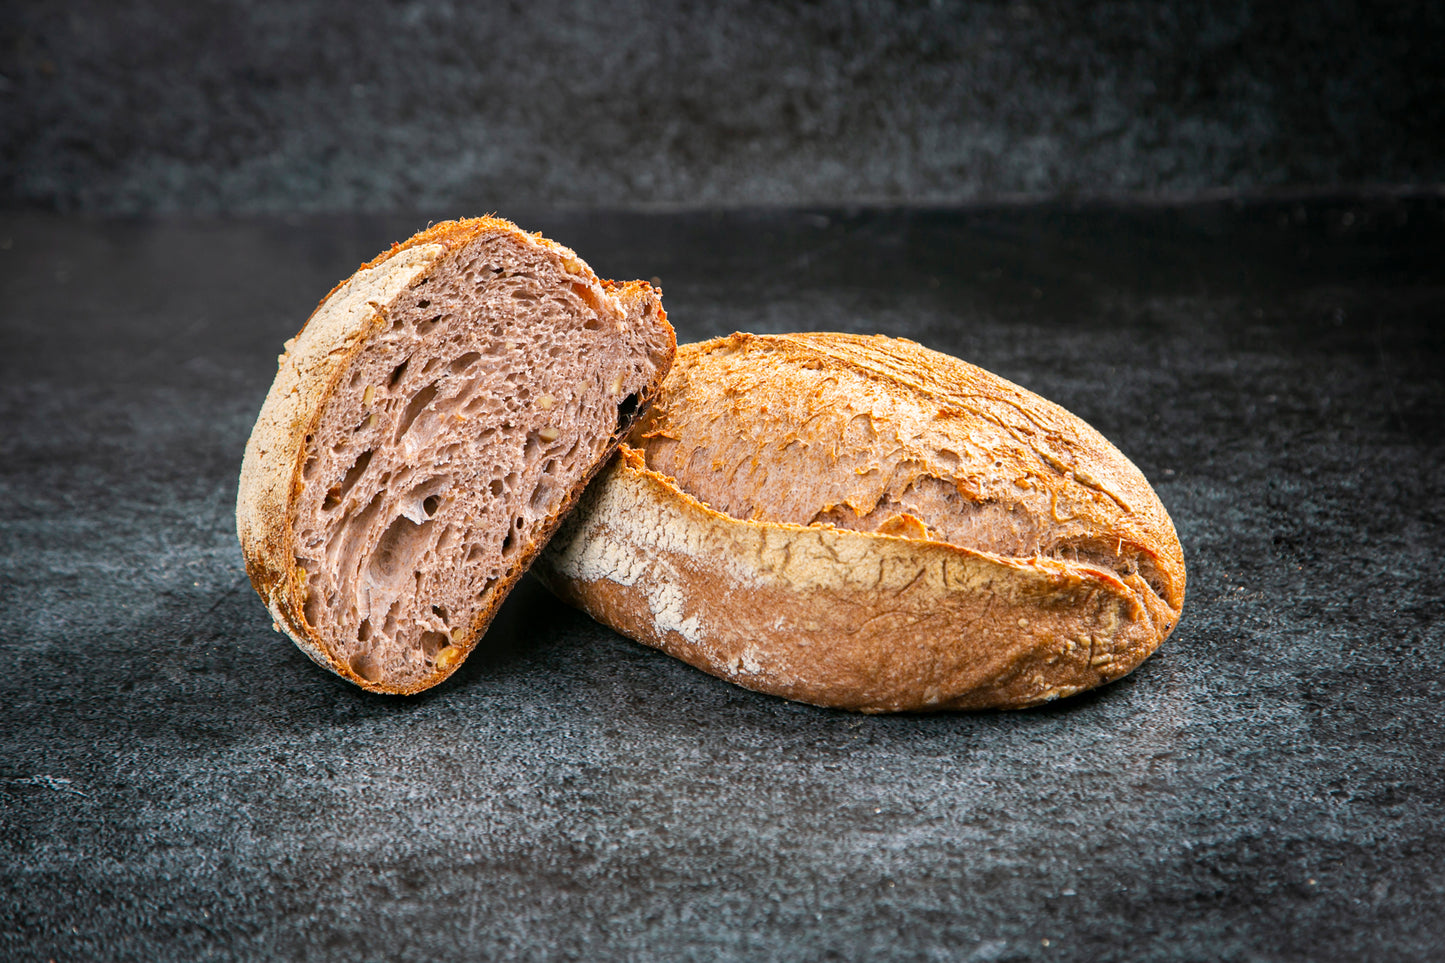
[3,0,1442,213]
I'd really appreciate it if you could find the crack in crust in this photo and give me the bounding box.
[537,333,1185,712]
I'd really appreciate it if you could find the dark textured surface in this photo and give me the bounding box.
[4,0,1445,213]
[2,197,1444,960]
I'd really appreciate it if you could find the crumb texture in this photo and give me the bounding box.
[239,219,673,692]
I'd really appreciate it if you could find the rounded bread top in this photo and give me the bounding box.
[632,331,1185,614]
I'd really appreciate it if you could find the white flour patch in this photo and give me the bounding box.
[549,520,646,587]
[646,577,703,644]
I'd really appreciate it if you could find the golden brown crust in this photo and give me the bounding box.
[536,333,1185,712]
[236,217,673,693]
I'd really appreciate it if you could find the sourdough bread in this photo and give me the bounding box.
[536,332,1185,712]
[237,217,675,693]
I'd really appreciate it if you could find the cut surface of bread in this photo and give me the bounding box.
[537,332,1185,712]
[237,217,675,693]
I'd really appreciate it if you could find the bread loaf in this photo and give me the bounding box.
[237,217,675,693]
[536,332,1185,711]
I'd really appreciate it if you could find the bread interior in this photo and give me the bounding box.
[292,233,663,687]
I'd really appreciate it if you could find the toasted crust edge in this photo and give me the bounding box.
[236,217,675,694]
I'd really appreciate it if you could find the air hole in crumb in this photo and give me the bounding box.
[431,604,448,623]
[369,516,430,581]
[302,587,323,628]
[419,631,448,659]
[348,653,381,683]
[388,358,410,387]
[466,544,486,562]
[357,618,373,642]
[479,577,498,598]
[417,315,443,335]
[489,478,505,498]
[571,282,603,315]
[325,449,374,509]
[617,392,641,431]
[449,351,481,375]
[501,530,516,556]
[417,298,431,309]
[422,494,441,517]
[396,382,440,437]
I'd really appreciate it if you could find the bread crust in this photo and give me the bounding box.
[236,217,674,693]
[536,332,1185,712]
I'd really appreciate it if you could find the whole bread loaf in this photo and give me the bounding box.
[536,332,1185,711]
[237,217,675,693]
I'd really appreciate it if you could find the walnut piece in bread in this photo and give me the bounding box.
[536,332,1184,712]
[237,217,675,693]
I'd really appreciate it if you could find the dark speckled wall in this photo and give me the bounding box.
[2,0,1443,212]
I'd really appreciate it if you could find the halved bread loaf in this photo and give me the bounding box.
[237,217,675,693]
[536,332,1185,712]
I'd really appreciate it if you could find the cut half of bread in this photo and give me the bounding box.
[536,332,1185,712]
[237,217,675,693]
